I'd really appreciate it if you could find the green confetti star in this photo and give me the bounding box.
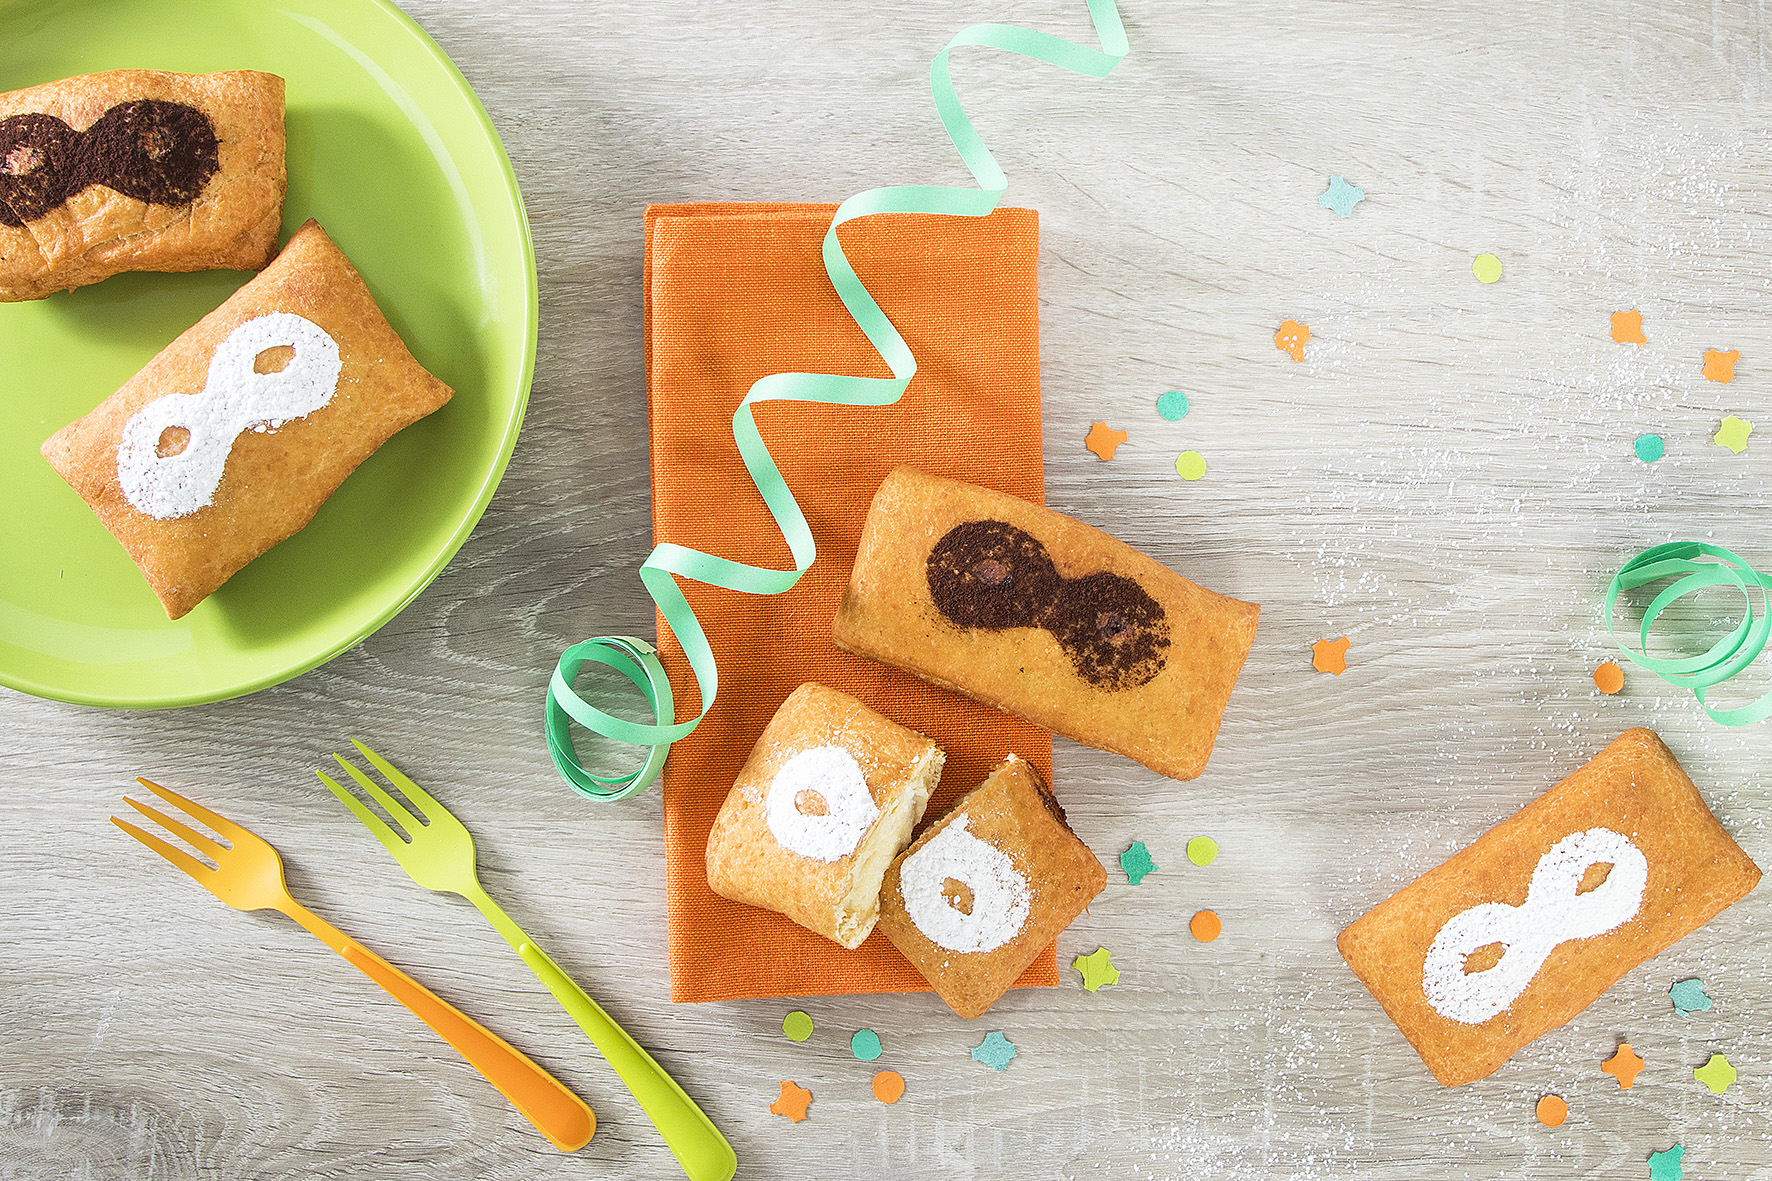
[1319,175,1365,218]
[1715,415,1754,454]
[972,1031,1018,1071]
[1694,1053,1736,1094]
[1120,841,1157,884]
[1073,946,1120,992]
[1648,1144,1684,1181]
[1669,977,1713,1015]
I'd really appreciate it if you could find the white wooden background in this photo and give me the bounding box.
[6,1,1772,1177]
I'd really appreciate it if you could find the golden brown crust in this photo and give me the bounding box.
[40,220,453,619]
[878,755,1107,1018]
[704,683,943,948]
[832,467,1260,780]
[0,69,286,301]
[1338,728,1762,1086]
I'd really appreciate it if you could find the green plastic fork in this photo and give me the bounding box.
[319,740,736,1181]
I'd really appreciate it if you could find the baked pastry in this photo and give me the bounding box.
[1338,728,1761,1087]
[833,467,1260,780]
[877,754,1106,1018]
[704,683,945,949]
[0,69,285,301]
[41,220,453,619]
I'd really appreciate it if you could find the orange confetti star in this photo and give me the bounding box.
[1610,310,1646,345]
[1085,421,1129,461]
[1602,1042,1645,1090]
[770,1080,812,1123]
[1275,319,1311,362]
[1703,348,1740,383]
[1312,636,1350,675]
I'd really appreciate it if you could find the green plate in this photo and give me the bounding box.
[0,0,536,708]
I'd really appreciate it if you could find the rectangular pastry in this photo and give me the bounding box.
[877,754,1106,1018]
[832,466,1260,781]
[41,219,453,619]
[705,683,945,949]
[1338,728,1762,1087]
[1,69,286,301]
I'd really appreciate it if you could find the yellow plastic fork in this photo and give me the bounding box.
[112,779,595,1153]
[319,741,737,1181]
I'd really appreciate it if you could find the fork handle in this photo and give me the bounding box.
[518,942,737,1181]
[283,904,595,1152]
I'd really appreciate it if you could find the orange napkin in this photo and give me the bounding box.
[646,202,1054,1003]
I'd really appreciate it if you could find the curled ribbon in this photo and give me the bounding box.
[1604,541,1772,726]
[545,2,1130,799]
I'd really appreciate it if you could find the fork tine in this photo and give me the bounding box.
[112,815,217,887]
[350,739,445,817]
[316,768,414,858]
[137,778,253,845]
[124,796,228,860]
[330,752,423,832]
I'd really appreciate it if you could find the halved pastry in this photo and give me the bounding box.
[877,754,1106,1018]
[704,683,945,949]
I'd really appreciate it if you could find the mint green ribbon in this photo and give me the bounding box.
[545,3,1131,799]
[1604,542,1772,726]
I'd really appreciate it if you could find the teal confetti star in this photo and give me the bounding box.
[1694,1053,1737,1094]
[1647,1144,1684,1181]
[1073,946,1120,992]
[1319,175,1365,218]
[1120,841,1157,884]
[1669,978,1713,1015]
[971,1031,1018,1071]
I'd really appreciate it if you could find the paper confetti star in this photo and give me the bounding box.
[1120,841,1156,884]
[1275,319,1311,361]
[1073,947,1120,992]
[1714,415,1754,454]
[770,1080,812,1122]
[1611,310,1647,344]
[1648,1145,1685,1181]
[1319,175,1365,218]
[972,1031,1018,1071]
[1670,978,1713,1015]
[1603,1042,1645,1089]
[1703,349,1740,383]
[1085,421,1129,461]
[1694,1053,1736,1094]
[1313,636,1350,675]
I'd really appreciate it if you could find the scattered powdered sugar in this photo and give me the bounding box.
[116,311,343,519]
[899,813,1030,953]
[1422,827,1648,1024]
[763,745,879,861]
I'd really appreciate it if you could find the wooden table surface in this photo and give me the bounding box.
[7,2,1772,1177]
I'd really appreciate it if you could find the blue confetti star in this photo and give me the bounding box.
[1648,1144,1684,1181]
[971,1031,1018,1071]
[1120,841,1157,884]
[1319,175,1365,219]
[1670,978,1713,1015]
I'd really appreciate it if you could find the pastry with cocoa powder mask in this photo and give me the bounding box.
[0,69,285,301]
[833,466,1259,781]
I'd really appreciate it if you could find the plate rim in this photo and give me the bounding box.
[0,0,539,711]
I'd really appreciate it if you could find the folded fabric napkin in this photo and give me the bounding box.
[646,201,1054,1003]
